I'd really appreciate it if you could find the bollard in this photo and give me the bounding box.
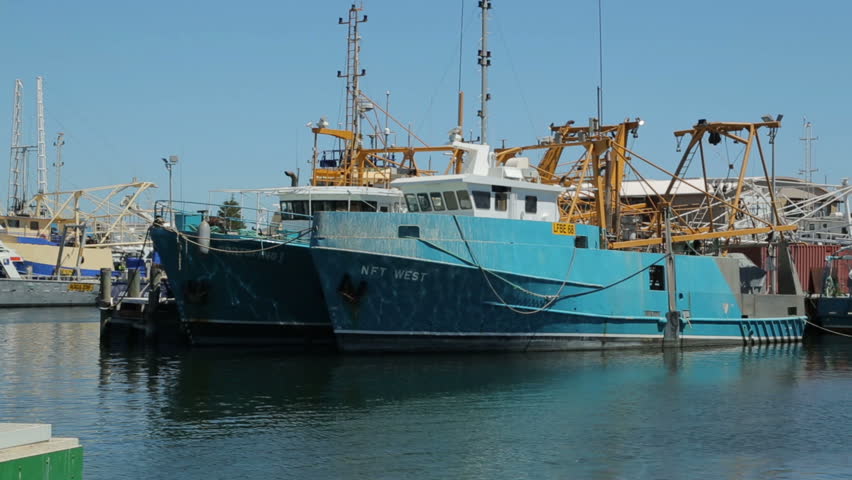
[144,284,162,343]
[99,268,113,306]
[149,264,164,288]
[128,269,141,298]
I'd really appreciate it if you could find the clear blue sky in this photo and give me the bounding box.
[1,0,849,209]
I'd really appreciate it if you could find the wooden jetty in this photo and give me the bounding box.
[98,266,186,346]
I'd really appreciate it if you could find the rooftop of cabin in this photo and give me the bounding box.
[276,185,402,201]
[392,173,564,193]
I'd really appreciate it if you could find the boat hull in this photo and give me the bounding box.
[150,227,333,347]
[311,212,806,353]
[0,278,98,307]
[814,296,852,332]
[0,234,113,277]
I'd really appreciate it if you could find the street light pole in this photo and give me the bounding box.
[770,132,776,223]
[162,155,179,224]
[765,114,782,294]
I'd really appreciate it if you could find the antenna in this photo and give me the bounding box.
[385,90,390,144]
[596,0,603,124]
[337,4,368,146]
[36,76,47,196]
[53,132,65,212]
[477,0,492,147]
[457,0,465,141]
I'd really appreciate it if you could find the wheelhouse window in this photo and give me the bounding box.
[350,201,378,212]
[525,195,537,214]
[494,192,508,212]
[281,199,378,219]
[456,190,472,210]
[443,191,459,210]
[405,194,419,212]
[472,191,491,210]
[280,201,292,219]
[429,192,446,211]
[417,193,433,212]
[315,200,347,212]
[29,221,39,230]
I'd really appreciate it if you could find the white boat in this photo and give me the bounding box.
[0,240,98,307]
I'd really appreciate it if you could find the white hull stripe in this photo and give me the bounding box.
[681,334,762,340]
[335,330,663,339]
[187,318,329,327]
[335,330,795,342]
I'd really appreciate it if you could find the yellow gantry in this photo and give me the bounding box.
[495,118,794,250]
[309,117,794,251]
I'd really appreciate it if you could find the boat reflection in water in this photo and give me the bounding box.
[92,342,845,479]
[3,309,850,478]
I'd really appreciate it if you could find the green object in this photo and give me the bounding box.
[217,196,246,231]
[0,445,83,480]
[237,228,259,237]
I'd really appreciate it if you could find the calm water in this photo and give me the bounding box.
[1,309,852,479]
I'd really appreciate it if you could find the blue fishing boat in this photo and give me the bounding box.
[310,0,806,351]
[148,3,464,345]
[310,131,808,352]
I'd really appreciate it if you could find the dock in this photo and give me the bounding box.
[98,266,186,346]
[0,424,82,479]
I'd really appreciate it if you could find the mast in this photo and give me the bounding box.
[799,118,818,183]
[338,4,367,146]
[36,76,47,196]
[8,80,23,214]
[8,79,26,215]
[477,0,491,147]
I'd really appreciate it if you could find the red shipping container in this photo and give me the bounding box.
[790,244,841,294]
[728,244,846,293]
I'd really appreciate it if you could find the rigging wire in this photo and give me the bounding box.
[415,2,479,137]
[493,13,538,138]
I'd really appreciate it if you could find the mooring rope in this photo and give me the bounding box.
[451,216,565,315]
[802,317,852,338]
[417,235,590,298]
[449,216,672,315]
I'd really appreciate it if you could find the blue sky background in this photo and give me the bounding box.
[1,0,849,208]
